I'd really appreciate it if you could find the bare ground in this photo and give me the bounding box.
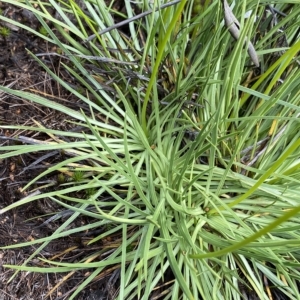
[0,2,115,299]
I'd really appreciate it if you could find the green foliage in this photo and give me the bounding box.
[38,25,48,36]
[57,172,66,184]
[0,0,300,299]
[0,26,10,38]
[71,170,84,182]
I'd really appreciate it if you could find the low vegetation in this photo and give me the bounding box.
[1,0,300,299]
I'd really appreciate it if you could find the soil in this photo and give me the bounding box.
[0,2,117,299]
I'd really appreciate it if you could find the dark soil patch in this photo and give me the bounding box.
[0,2,116,299]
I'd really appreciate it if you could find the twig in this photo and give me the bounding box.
[84,0,181,42]
[36,52,139,65]
[222,0,259,67]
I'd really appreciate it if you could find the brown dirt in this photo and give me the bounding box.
[0,2,116,299]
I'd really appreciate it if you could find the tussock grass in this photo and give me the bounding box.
[1,0,300,299]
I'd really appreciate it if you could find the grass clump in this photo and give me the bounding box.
[0,0,300,299]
